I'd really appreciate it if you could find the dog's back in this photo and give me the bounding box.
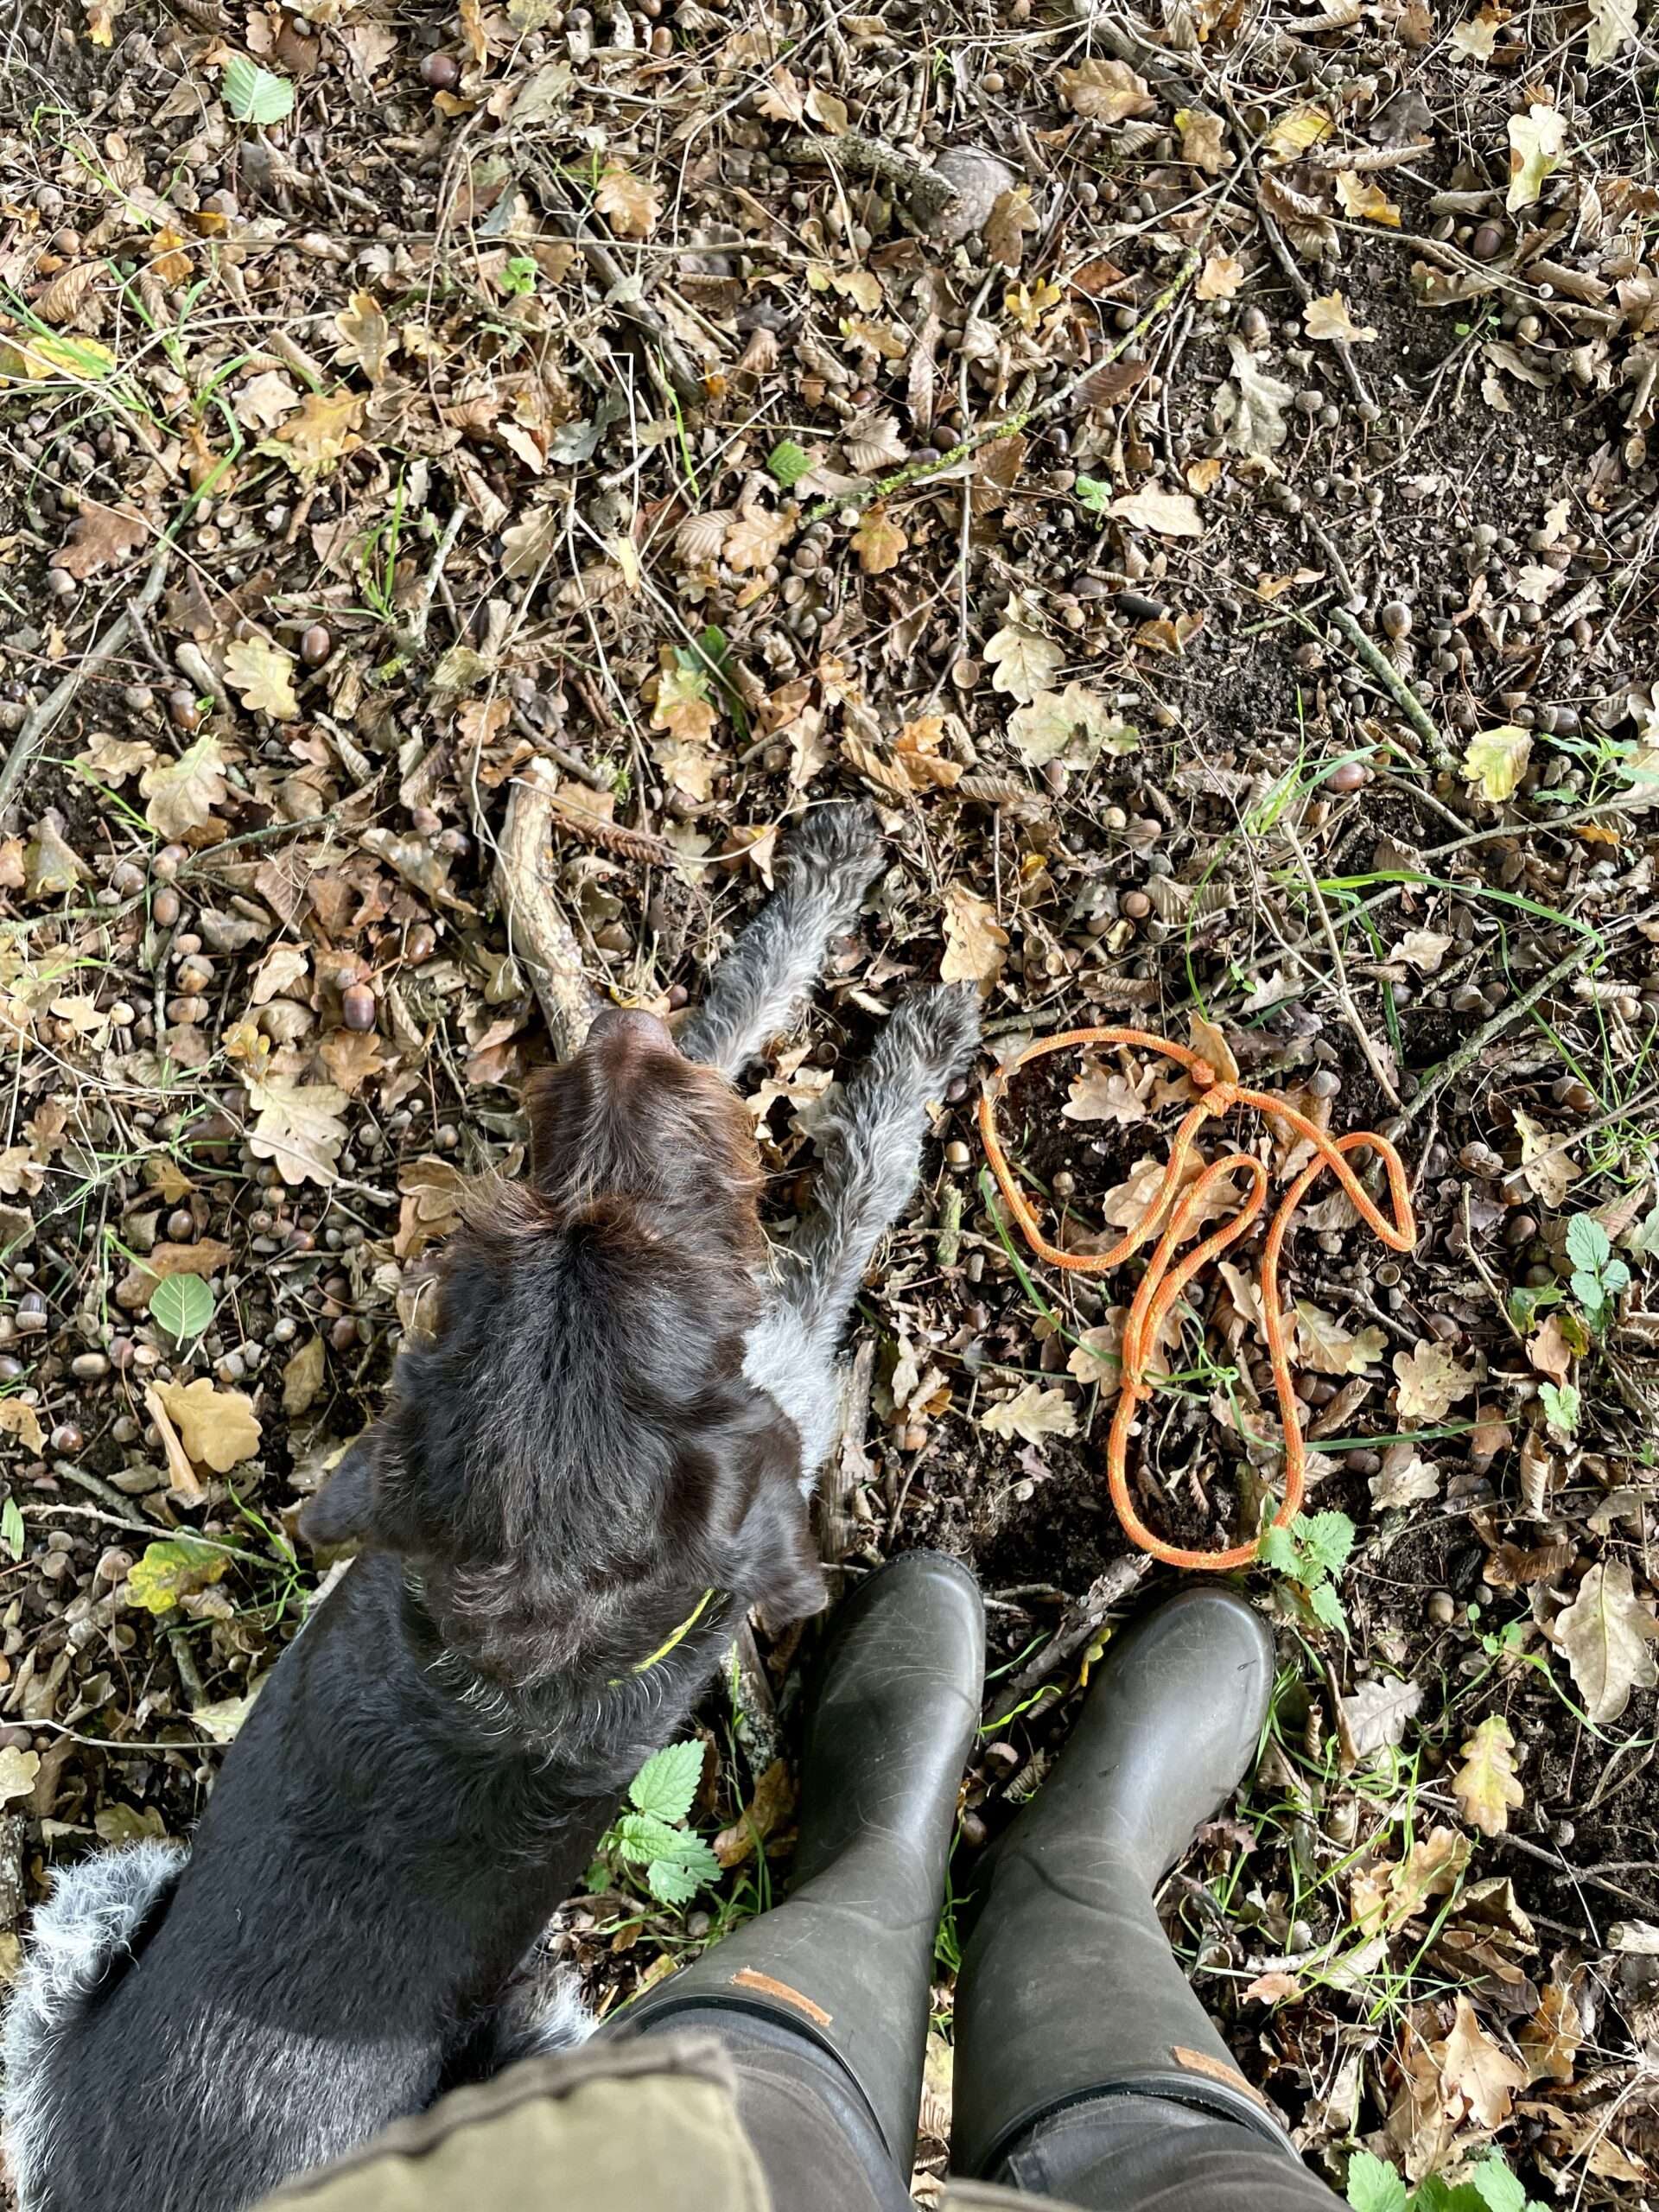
[4,1560,592,2212]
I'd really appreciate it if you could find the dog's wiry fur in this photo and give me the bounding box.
[3,804,979,2212]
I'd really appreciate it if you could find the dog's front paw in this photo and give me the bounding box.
[783,802,885,913]
[882,981,983,1095]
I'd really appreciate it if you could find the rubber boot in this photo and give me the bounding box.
[619,1550,986,2172]
[952,1585,1294,2182]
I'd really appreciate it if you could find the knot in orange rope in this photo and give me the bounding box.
[977,1027,1417,1573]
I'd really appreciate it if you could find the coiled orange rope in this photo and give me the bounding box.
[978,1029,1417,1572]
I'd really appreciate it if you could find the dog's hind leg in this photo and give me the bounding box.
[745,983,981,1476]
[677,804,883,1082]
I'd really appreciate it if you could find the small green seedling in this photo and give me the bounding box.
[1347,2146,1547,2212]
[1259,1510,1355,1636]
[591,1741,721,1909]
[1564,1213,1628,1334]
[1073,474,1111,516]
[1539,1379,1580,1440]
[499,256,539,296]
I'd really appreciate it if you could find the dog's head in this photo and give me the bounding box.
[303,1011,825,1688]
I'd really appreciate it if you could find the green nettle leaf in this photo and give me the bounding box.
[766,439,810,488]
[150,1273,215,1345]
[1565,1215,1611,1273]
[1,1495,22,1563]
[1300,1510,1357,1581]
[1258,1523,1298,1574]
[1309,1582,1349,1635]
[222,54,296,125]
[1345,2149,1408,2212]
[611,1812,692,1864]
[628,1739,704,1823]
[1469,2155,1530,2212]
[646,1857,702,1905]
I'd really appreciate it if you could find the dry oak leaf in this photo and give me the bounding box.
[0,1148,44,1198]
[1007,683,1135,768]
[1064,1059,1150,1126]
[1341,1675,1423,1758]
[850,505,908,574]
[1370,1452,1440,1510]
[1586,0,1637,58]
[140,734,229,837]
[981,1382,1077,1446]
[282,1333,327,1419]
[594,165,662,239]
[1196,252,1245,302]
[334,290,393,382]
[246,1073,349,1187]
[1057,58,1155,120]
[248,943,310,1006]
[723,505,793,574]
[1393,1341,1477,1423]
[1521,1980,1583,2086]
[0,1400,46,1454]
[1109,486,1203,537]
[1174,108,1229,175]
[1216,338,1293,456]
[153,1376,261,1472]
[940,883,1008,992]
[78,731,156,785]
[1304,291,1379,344]
[984,623,1064,704]
[1068,1313,1126,1393]
[1507,104,1567,214]
[1462,724,1531,802]
[1335,170,1402,226]
[1398,930,1452,973]
[1512,1109,1576,1208]
[1449,10,1502,58]
[1438,1994,1527,2131]
[120,1239,234,1313]
[1451,1714,1524,1835]
[1554,1559,1659,1723]
[652,738,718,802]
[224,636,300,721]
[52,499,147,580]
[270,389,364,480]
[651,663,717,747]
[1296,1301,1387,1376]
[233,369,301,431]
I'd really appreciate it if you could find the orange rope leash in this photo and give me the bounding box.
[977,1029,1417,1572]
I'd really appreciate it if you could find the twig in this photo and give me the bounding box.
[0,537,171,828]
[1255,194,1374,415]
[510,704,614,793]
[1278,815,1402,1109]
[806,250,1201,524]
[1395,932,1604,1132]
[779,130,958,220]
[524,160,704,404]
[982,1555,1153,1722]
[821,1337,876,1577]
[398,506,466,653]
[493,759,607,1058]
[167,1621,207,1712]
[1328,605,1455,772]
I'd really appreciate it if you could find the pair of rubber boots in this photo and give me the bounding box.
[620,1556,1328,2209]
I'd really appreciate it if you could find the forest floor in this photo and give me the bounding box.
[2,0,1659,2201]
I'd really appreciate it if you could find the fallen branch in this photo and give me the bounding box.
[1328,605,1456,773]
[494,759,607,1058]
[780,130,958,220]
[982,1554,1153,1724]
[0,537,171,829]
[806,249,1201,524]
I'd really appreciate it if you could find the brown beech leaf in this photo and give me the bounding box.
[1554,1560,1659,1722]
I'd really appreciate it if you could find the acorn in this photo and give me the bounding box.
[300,623,333,669]
[340,982,377,1033]
[1471,222,1505,261]
[421,50,461,89]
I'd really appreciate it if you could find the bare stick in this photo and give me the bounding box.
[1395,932,1600,1131]
[820,1336,876,1575]
[0,538,171,828]
[398,506,466,653]
[494,759,607,1058]
[1279,814,1402,1109]
[1329,605,1455,772]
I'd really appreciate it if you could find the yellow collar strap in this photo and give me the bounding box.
[616,1587,718,1684]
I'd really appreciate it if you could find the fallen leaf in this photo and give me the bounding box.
[723,505,793,574]
[224,636,300,721]
[153,1376,261,1472]
[282,1334,327,1418]
[140,735,228,837]
[246,1073,349,1187]
[1007,683,1136,768]
[1393,1341,1477,1423]
[940,883,1008,993]
[1262,102,1332,160]
[850,505,907,574]
[1243,1969,1302,2005]
[78,732,157,785]
[1397,930,1452,973]
[270,388,364,479]
[1586,0,1636,56]
[1188,1015,1240,1086]
[1064,1058,1149,1126]
[1521,1980,1583,2085]
[1342,1676,1424,1758]
[249,943,310,1006]
[594,165,662,238]
[1057,58,1155,120]
[1439,1994,1526,2130]
[1196,252,1244,302]
[1305,291,1379,344]
[1452,1714,1525,1834]
[1462,724,1532,801]
[52,499,147,580]
[0,1401,46,1453]
[1449,10,1501,57]
[1174,108,1229,175]
[1527,1312,1575,1383]
[1512,1110,1576,1209]
[0,1748,40,1806]
[984,622,1064,703]
[1297,1301,1388,1376]
[125,1533,230,1613]
[981,1382,1077,1445]
[234,369,302,430]
[1067,1314,1125,1393]
[333,289,392,381]
[1216,337,1293,456]
[1109,486,1204,537]
[1554,1560,1659,1723]
[1507,104,1567,214]
[1335,171,1402,226]
[1370,1451,1441,1509]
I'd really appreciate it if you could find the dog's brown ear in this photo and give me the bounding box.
[745,1482,830,1629]
[300,1433,377,1549]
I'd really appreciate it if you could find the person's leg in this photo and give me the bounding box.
[952,1587,1344,2212]
[609,1552,987,2209]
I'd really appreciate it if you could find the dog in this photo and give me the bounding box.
[2,802,980,2212]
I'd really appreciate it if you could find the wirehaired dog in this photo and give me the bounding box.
[2,803,979,2212]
